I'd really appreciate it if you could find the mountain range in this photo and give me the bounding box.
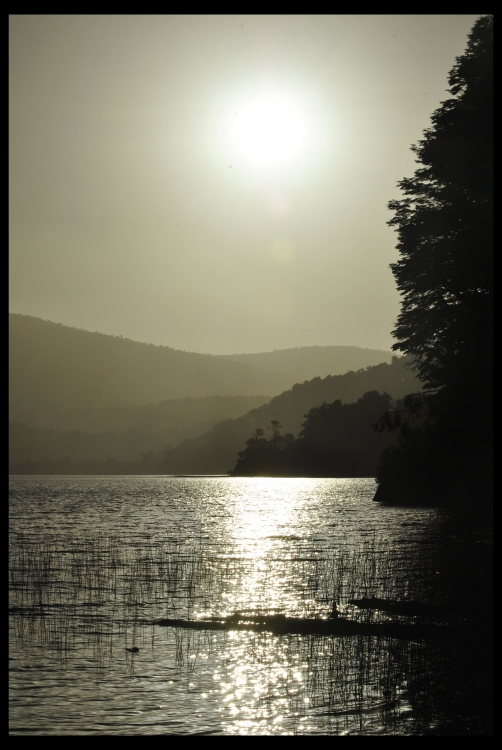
[9,313,393,427]
[160,356,420,475]
[9,313,417,474]
[9,316,420,474]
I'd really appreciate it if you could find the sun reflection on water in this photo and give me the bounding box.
[230,478,311,542]
[204,479,332,733]
[216,479,315,619]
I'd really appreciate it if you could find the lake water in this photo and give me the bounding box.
[9,476,492,735]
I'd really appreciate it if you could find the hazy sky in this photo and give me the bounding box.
[9,15,481,354]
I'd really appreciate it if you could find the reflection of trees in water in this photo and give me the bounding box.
[9,528,491,734]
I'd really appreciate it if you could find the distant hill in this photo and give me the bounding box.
[9,395,270,466]
[222,346,393,383]
[9,314,288,424]
[9,314,394,427]
[35,394,271,436]
[160,356,421,475]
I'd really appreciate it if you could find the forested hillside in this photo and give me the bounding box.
[230,391,399,477]
[160,356,420,475]
[10,356,419,475]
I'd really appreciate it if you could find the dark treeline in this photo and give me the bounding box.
[230,391,398,477]
[154,355,418,475]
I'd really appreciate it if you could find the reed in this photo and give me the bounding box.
[9,523,490,734]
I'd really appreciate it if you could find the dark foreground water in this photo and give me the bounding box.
[9,476,492,735]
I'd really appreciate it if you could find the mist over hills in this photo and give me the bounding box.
[9,313,407,474]
[9,314,287,424]
[37,395,270,436]
[10,356,419,475]
[9,395,269,466]
[9,314,393,426]
[222,347,393,383]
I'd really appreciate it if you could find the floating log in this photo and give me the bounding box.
[154,614,453,640]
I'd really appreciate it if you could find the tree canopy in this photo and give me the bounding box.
[377,16,493,507]
[230,391,398,477]
[388,14,492,394]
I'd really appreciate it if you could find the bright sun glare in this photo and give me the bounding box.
[230,95,305,166]
[213,87,324,178]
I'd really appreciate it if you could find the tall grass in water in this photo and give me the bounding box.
[9,527,491,733]
[9,528,480,650]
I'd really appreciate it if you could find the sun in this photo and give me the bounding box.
[229,94,306,166]
[212,86,323,178]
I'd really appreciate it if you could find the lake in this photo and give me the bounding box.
[9,476,492,735]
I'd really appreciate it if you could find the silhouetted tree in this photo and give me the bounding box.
[377,16,493,506]
[294,391,396,477]
[230,422,294,476]
[230,392,397,477]
[388,15,492,393]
